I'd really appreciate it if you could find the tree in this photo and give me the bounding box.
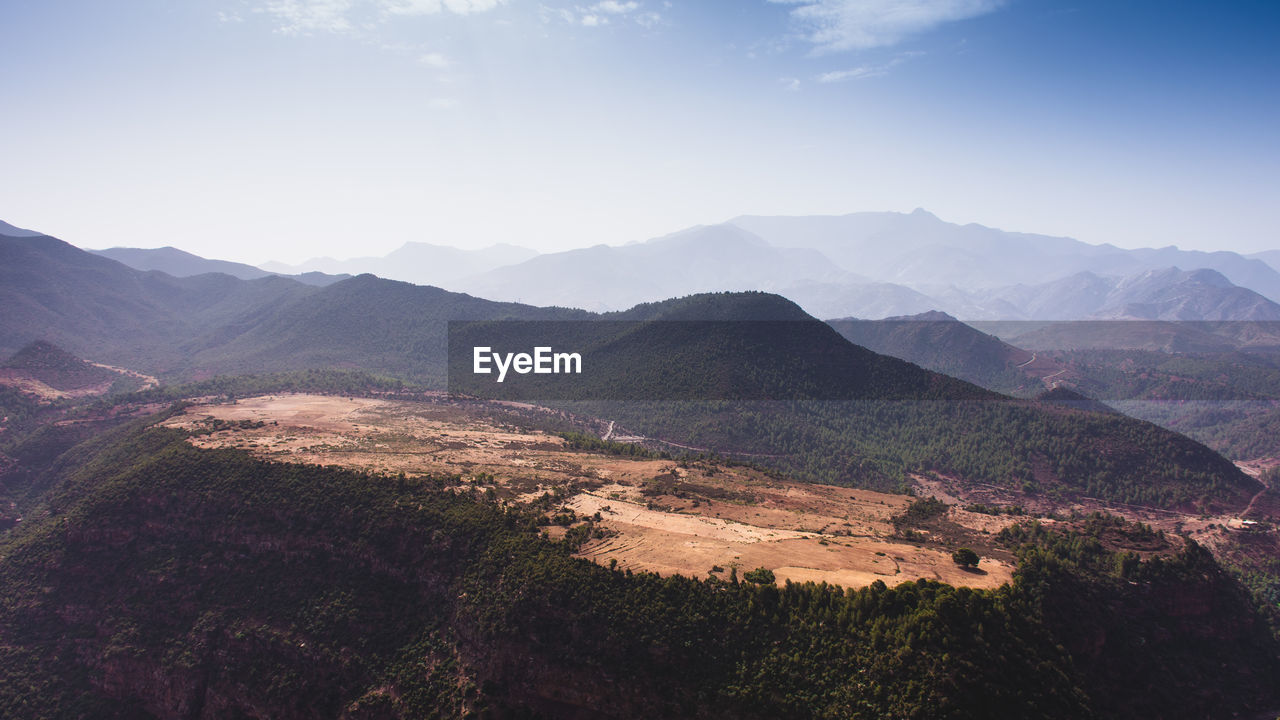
[743,567,776,584]
[952,547,980,568]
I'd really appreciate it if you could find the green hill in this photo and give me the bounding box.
[192,274,589,385]
[449,295,986,402]
[827,311,1044,395]
[446,293,1257,510]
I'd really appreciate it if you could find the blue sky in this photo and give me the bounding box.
[2,0,1277,264]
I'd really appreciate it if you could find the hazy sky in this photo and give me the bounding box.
[3,0,1277,264]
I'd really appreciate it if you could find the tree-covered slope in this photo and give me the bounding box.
[0,234,316,372]
[192,274,591,384]
[1,425,1276,719]
[827,311,1043,395]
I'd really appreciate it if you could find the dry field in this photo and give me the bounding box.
[162,393,1014,590]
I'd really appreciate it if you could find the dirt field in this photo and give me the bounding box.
[163,393,1014,590]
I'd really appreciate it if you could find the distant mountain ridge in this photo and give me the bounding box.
[261,240,538,288]
[1,229,1262,510]
[12,211,1280,324]
[90,246,350,287]
[731,209,1280,303]
[971,267,1280,322]
[89,210,1280,322]
[454,224,853,312]
[0,220,42,237]
[443,211,1280,321]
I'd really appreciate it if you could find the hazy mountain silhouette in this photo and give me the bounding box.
[456,224,853,311]
[262,241,538,288]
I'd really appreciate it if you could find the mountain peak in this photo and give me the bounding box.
[649,223,770,249]
[887,309,958,322]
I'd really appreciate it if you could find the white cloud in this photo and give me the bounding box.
[816,53,918,82]
[817,66,881,82]
[258,0,356,35]
[381,0,506,16]
[547,1,660,29]
[593,0,639,13]
[253,0,505,35]
[780,76,801,91]
[418,52,451,67]
[770,0,1005,52]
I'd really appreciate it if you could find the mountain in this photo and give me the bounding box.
[1090,267,1280,321]
[3,232,1260,509]
[0,233,318,372]
[825,311,1050,395]
[261,240,539,287]
[0,220,42,237]
[425,211,1280,321]
[448,295,1257,510]
[730,210,1280,303]
[970,268,1280,322]
[1250,250,1280,274]
[450,294,984,402]
[191,274,589,384]
[455,224,852,311]
[91,246,273,280]
[782,281,943,320]
[973,272,1118,320]
[1,233,589,383]
[90,246,349,286]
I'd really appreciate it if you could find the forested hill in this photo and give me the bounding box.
[0,425,1275,718]
[450,292,991,402]
[827,311,1043,394]
[187,274,591,384]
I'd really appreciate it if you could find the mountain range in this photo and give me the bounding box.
[2,228,1257,510]
[260,240,538,288]
[89,246,349,286]
[732,210,1280,299]
[437,216,1280,321]
[5,217,1280,717]
[70,210,1280,322]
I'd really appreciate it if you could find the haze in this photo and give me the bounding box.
[2,0,1277,264]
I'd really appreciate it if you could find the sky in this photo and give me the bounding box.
[2,0,1278,264]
